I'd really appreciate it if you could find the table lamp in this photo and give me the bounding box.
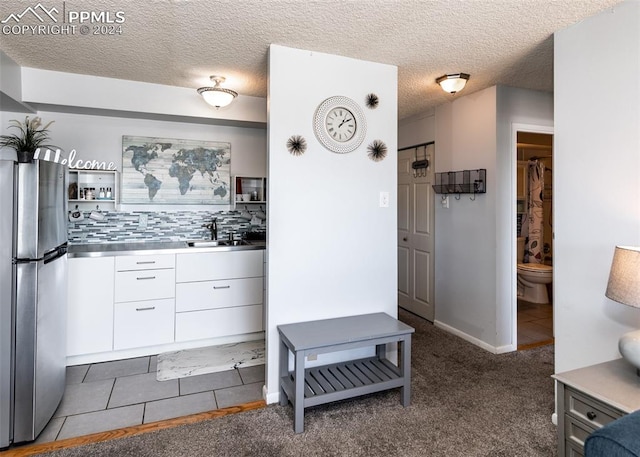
[605,246,640,375]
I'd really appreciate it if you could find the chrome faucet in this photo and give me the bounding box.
[202,218,218,240]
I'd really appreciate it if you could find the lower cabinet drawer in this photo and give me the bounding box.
[115,268,175,303]
[565,387,622,429]
[114,299,175,350]
[175,277,263,312]
[175,304,263,342]
[116,254,175,271]
[565,440,584,457]
[564,414,594,449]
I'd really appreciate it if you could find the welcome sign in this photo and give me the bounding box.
[34,148,117,171]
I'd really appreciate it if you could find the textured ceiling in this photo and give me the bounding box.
[0,0,623,120]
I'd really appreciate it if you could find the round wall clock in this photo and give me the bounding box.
[313,96,367,153]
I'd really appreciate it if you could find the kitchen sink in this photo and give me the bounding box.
[186,239,250,247]
[228,240,249,246]
[187,240,229,247]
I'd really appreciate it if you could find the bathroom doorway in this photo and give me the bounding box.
[514,128,554,350]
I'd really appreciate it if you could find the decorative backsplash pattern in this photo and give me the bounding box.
[68,209,266,244]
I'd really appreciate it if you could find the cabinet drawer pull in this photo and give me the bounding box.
[136,261,156,265]
[587,411,597,420]
[213,285,231,289]
[135,306,156,311]
[136,276,156,280]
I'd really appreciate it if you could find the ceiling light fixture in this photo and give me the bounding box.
[197,75,238,109]
[436,73,470,94]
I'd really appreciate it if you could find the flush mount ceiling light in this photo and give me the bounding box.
[197,75,238,108]
[436,73,470,94]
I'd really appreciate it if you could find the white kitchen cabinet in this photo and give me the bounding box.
[176,277,263,312]
[114,253,176,349]
[113,298,175,350]
[67,257,115,357]
[176,250,263,282]
[115,254,175,271]
[175,304,263,342]
[115,268,175,303]
[175,250,264,342]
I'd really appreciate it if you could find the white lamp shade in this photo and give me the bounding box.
[606,246,640,374]
[199,88,237,108]
[436,73,470,94]
[606,246,640,308]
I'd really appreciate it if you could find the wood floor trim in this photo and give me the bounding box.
[2,399,266,457]
[517,338,554,351]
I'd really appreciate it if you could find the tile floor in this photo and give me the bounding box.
[517,299,554,347]
[35,355,265,444]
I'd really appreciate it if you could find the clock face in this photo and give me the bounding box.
[326,107,356,143]
[313,96,366,153]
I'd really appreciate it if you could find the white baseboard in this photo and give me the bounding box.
[66,332,265,366]
[263,385,280,404]
[434,320,516,354]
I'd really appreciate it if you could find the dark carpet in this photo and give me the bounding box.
[41,309,557,457]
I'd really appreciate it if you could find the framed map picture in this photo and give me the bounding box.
[121,136,231,204]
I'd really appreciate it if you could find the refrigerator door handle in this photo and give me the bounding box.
[43,244,67,264]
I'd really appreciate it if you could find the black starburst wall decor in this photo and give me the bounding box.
[286,135,307,156]
[367,140,388,162]
[365,93,379,109]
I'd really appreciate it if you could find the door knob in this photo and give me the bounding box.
[403,237,408,242]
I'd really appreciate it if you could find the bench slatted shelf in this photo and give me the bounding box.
[277,313,414,433]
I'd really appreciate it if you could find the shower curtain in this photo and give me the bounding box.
[524,160,545,263]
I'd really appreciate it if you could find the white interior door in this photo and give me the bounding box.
[398,144,435,321]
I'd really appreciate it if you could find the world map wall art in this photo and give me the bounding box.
[121,135,231,205]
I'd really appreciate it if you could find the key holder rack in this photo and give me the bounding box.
[412,144,430,178]
[432,169,486,200]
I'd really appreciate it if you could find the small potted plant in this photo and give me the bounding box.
[0,116,55,163]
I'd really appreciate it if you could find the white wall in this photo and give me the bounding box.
[0,110,266,178]
[1,56,267,202]
[398,111,435,149]
[21,68,266,126]
[0,51,32,113]
[433,87,499,348]
[265,44,398,403]
[496,86,553,349]
[406,85,553,353]
[554,0,640,373]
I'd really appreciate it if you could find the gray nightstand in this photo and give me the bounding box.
[553,358,640,456]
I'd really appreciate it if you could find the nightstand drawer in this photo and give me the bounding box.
[565,440,584,457]
[564,413,593,449]
[565,387,623,429]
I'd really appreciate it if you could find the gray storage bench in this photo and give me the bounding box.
[277,312,415,433]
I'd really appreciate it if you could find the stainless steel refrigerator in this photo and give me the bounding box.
[0,159,68,448]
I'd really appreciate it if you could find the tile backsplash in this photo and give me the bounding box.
[68,209,265,244]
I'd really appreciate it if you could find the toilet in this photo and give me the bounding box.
[517,237,553,304]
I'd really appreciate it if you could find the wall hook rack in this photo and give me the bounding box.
[399,141,434,179]
[412,145,430,178]
[432,169,486,199]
